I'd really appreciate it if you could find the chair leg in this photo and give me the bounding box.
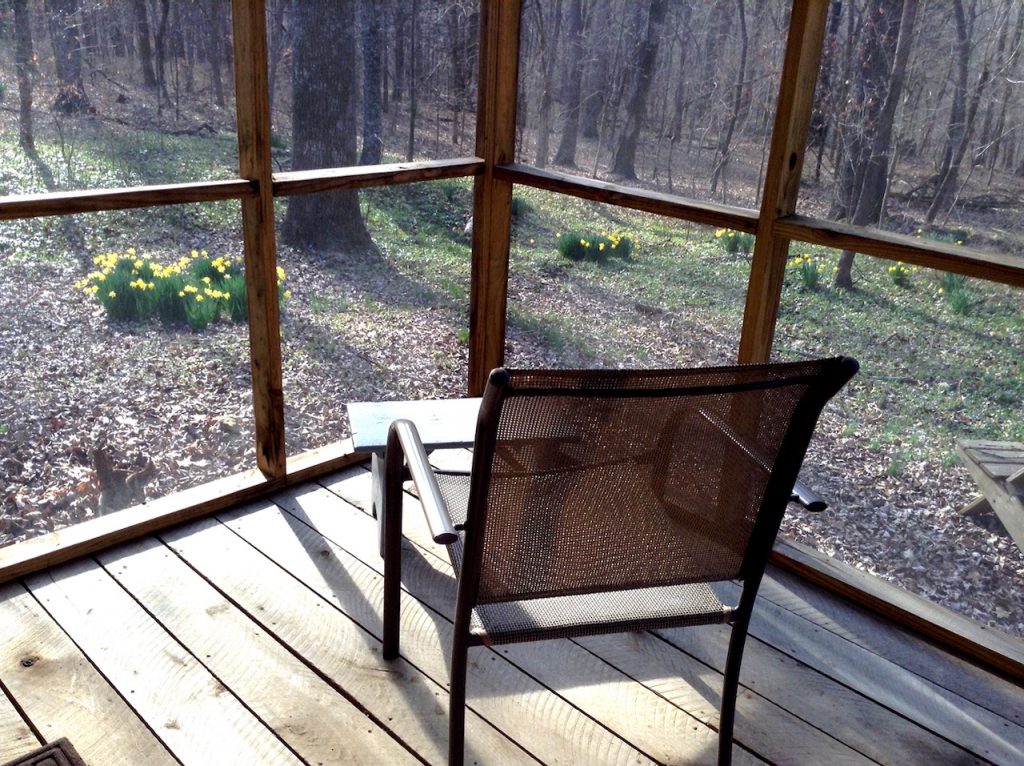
[381,447,404,660]
[448,629,469,766]
[718,618,751,766]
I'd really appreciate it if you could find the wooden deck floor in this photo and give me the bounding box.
[0,462,1021,765]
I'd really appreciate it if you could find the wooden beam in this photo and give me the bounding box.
[496,163,759,233]
[0,180,256,220]
[738,0,830,363]
[775,215,1024,288]
[468,0,521,396]
[0,444,367,586]
[273,158,483,197]
[231,0,286,477]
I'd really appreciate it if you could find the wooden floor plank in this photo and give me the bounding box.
[97,534,419,766]
[685,580,1023,766]
[322,469,883,766]
[756,566,1024,727]
[282,477,771,766]
[0,683,40,763]
[326,467,1002,766]
[0,582,176,765]
[217,494,659,766]
[24,560,302,766]
[160,509,539,766]
[651,626,985,766]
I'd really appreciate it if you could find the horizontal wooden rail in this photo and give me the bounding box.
[772,539,1024,685]
[0,179,257,220]
[495,163,759,234]
[0,439,365,585]
[273,157,484,197]
[775,214,1024,288]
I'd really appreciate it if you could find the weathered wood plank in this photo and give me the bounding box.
[468,0,522,394]
[738,0,830,363]
[273,157,483,197]
[691,581,1024,765]
[219,493,657,765]
[98,535,418,766]
[772,538,1024,684]
[280,478,769,765]
[0,582,176,765]
[958,495,994,517]
[0,179,255,220]
[756,566,1024,727]
[773,215,1024,289]
[495,164,759,233]
[160,509,537,765]
[0,682,40,762]
[231,0,286,476]
[326,469,950,765]
[24,561,301,765]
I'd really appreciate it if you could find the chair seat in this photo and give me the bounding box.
[469,581,732,646]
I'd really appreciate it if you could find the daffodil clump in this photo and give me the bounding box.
[556,229,633,262]
[714,228,755,255]
[787,253,827,290]
[887,261,915,287]
[75,248,291,330]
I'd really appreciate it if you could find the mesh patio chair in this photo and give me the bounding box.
[380,357,858,766]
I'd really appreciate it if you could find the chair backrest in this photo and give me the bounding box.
[461,358,858,606]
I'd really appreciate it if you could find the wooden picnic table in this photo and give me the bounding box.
[956,439,1024,552]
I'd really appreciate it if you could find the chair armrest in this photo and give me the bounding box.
[790,479,828,512]
[388,419,459,544]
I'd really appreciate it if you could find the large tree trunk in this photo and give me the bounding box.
[552,0,585,168]
[834,0,919,289]
[533,0,562,168]
[926,0,991,224]
[282,0,374,254]
[609,0,667,180]
[45,0,92,113]
[708,0,748,198]
[359,0,384,164]
[132,0,157,88]
[13,0,35,152]
[832,0,900,288]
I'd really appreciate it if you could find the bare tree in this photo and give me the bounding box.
[552,0,586,168]
[283,0,374,254]
[45,0,92,113]
[609,0,667,179]
[834,0,919,289]
[13,0,36,152]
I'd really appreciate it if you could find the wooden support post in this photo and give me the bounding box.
[468,0,521,396]
[738,0,829,363]
[231,0,286,476]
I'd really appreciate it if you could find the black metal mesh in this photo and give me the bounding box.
[470,361,847,606]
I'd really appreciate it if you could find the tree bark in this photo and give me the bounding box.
[609,0,667,180]
[708,0,748,198]
[13,0,36,152]
[834,0,919,289]
[45,0,92,113]
[132,0,157,88]
[359,0,384,164]
[926,0,992,224]
[553,0,585,168]
[282,0,374,254]
[533,0,562,168]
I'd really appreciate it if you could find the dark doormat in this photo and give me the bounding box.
[2,738,87,766]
